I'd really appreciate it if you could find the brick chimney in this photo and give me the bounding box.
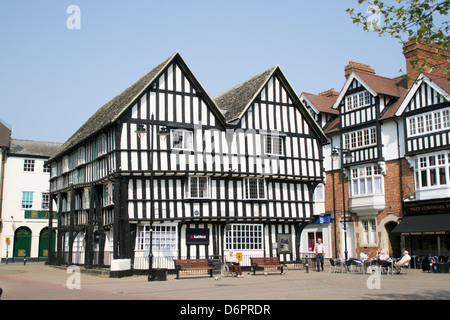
[345,62,375,79]
[318,88,339,98]
[403,40,450,88]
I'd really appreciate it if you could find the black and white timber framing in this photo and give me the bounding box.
[332,71,402,167]
[396,74,450,155]
[47,52,327,272]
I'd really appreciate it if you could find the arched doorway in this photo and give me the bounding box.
[386,221,401,258]
[39,228,56,258]
[13,227,32,258]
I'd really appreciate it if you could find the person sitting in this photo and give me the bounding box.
[360,247,369,260]
[394,250,411,274]
[225,250,243,277]
[378,249,390,261]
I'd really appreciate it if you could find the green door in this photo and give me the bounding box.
[39,228,56,257]
[13,227,32,258]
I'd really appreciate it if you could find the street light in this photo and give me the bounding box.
[331,147,352,261]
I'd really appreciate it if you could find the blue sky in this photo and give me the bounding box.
[0,0,407,143]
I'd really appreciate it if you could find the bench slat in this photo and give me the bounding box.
[250,257,284,275]
[174,259,215,279]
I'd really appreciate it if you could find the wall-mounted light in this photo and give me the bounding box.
[135,124,147,139]
[158,126,169,140]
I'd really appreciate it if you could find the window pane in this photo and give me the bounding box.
[439,168,446,185]
[430,169,437,186]
[24,159,35,172]
[22,192,33,208]
[374,177,382,193]
[421,170,428,187]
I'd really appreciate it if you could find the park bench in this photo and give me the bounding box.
[174,259,215,279]
[250,257,284,275]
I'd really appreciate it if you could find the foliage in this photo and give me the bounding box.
[347,0,450,80]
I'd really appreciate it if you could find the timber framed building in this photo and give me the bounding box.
[47,52,327,275]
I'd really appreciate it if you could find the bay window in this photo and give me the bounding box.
[351,165,383,197]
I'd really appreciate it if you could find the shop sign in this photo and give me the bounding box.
[24,210,58,219]
[186,228,209,245]
[310,214,330,225]
[404,200,450,216]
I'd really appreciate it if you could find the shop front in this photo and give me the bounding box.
[392,198,450,257]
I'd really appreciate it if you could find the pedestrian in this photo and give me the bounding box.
[314,238,325,271]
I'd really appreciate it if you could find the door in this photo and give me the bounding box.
[13,227,32,258]
[39,228,56,258]
[340,221,355,259]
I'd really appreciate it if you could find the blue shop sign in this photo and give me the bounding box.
[311,214,330,225]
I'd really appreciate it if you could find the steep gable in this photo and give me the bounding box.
[214,66,326,141]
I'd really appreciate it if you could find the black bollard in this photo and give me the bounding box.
[0,287,3,300]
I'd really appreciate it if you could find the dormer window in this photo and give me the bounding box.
[345,91,371,111]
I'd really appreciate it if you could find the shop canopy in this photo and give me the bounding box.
[391,214,450,236]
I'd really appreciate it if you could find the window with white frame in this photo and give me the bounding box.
[243,178,266,200]
[185,176,211,199]
[225,224,263,250]
[103,184,114,206]
[343,127,377,150]
[351,165,384,196]
[135,224,177,251]
[414,152,450,189]
[264,135,284,156]
[362,219,377,244]
[21,192,33,208]
[98,135,108,156]
[171,129,193,150]
[407,107,450,136]
[43,163,50,173]
[23,159,35,172]
[313,184,324,201]
[41,193,50,210]
[345,90,371,111]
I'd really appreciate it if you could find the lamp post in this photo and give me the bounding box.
[136,115,169,281]
[331,147,352,261]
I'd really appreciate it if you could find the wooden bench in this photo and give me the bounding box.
[174,259,215,279]
[251,257,284,275]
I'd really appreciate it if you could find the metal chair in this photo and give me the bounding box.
[328,258,343,273]
[346,258,363,274]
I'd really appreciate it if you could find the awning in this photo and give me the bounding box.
[391,214,450,235]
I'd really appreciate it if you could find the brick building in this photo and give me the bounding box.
[304,40,449,260]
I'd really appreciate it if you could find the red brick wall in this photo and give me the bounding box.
[324,158,415,258]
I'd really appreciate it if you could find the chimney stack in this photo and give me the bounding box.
[345,62,375,79]
[403,40,450,88]
[318,88,339,98]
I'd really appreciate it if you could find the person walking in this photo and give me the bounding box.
[315,238,325,271]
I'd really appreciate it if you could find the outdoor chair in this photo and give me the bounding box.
[346,258,363,274]
[328,258,343,273]
[379,260,392,275]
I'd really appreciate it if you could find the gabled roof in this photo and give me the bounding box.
[214,66,327,142]
[395,72,450,116]
[214,66,278,123]
[332,71,402,110]
[50,52,226,161]
[300,92,339,115]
